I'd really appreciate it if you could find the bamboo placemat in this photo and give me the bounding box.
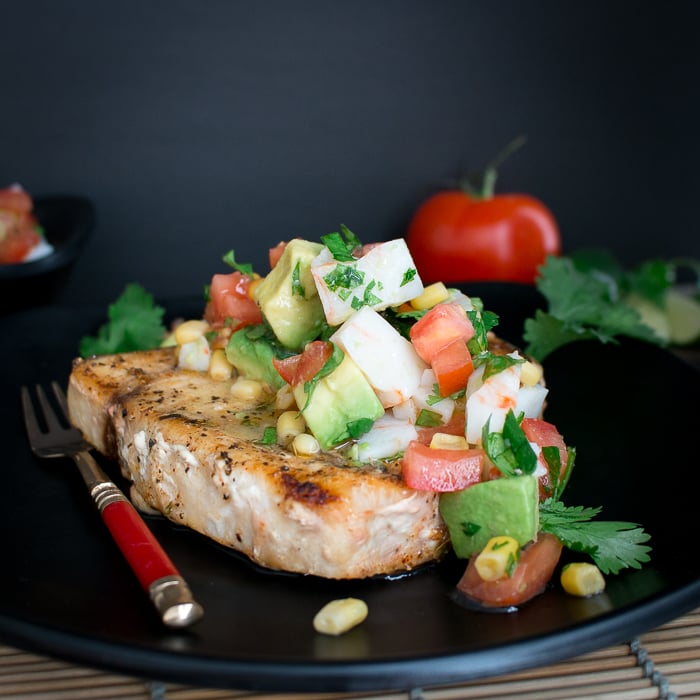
[1,607,699,700]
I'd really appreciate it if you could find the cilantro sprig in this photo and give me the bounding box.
[539,500,652,575]
[524,252,699,361]
[321,224,363,262]
[222,249,255,275]
[79,284,166,357]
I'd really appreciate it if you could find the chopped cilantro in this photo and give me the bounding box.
[462,521,481,537]
[472,351,524,380]
[257,426,278,445]
[481,410,537,477]
[323,264,365,293]
[79,284,166,357]
[291,260,305,298]
[466,304,499,355]
[321,224,362,261]
[222,249,254,275]
[346,417,374,439]
[416,409,443,428]
[401,268,417,286]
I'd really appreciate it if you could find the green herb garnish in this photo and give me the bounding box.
[346,417,375,439]
[321,224,362,262]
[257,426,278,445]
[416,409,444,428]
[539,499,652,575]
[222,249,254,275]
[401,268,417,286]
[291,260,305,298]
[481,410,537,477]
[79,284,166,357]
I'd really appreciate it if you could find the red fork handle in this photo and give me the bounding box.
[73,451,203,628]
[99,496,203,628]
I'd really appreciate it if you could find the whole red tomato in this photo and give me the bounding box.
[406,140,561,284]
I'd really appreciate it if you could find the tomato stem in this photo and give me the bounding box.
[459,134,528,200]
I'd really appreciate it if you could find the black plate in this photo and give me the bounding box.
[1,287,698,694]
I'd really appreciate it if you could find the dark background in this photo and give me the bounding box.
[2,1,699,306]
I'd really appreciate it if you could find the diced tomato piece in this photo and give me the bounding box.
[0,186,33,214]
[432,339,474,397]
[0,212,41,264]
[521,418,569,500]
[409,303,475,364]
[457,533,563,608]
[204,271,263,328]
[269,241,287,269]
[402,440,484,492]
[272,340,333,387]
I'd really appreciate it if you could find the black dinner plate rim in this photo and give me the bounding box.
[0,291,698,693]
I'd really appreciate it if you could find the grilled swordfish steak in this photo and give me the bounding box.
[67,348,449,579]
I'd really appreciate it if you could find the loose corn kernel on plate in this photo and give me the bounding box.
[0,285,698,693]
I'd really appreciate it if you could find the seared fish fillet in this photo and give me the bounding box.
[68,349,449,579]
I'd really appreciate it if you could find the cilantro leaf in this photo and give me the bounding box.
[524,255,662,361]
[416,409,443,428]
[79,284,166,357]
[482,410,537,477]
[222,249,254,275]
[256,426,277,445]
[321,224,363,262]
[539,499,652,575]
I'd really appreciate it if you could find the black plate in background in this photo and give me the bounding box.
[0,287,698,693]
[0,195,96,317]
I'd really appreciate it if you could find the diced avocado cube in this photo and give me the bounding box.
[293,353,384,450]
[254,239,326,350]
[225,326,286,390]
[439,475,539,559]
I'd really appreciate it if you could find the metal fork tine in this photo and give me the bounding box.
[20,386,41,442]
[51,381,70,423]
[34,384,64,434]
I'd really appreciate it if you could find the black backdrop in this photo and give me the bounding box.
[2,1,699,306]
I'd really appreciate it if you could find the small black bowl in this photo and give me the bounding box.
[0,195,96,316]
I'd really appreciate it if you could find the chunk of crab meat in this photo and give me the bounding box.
[516,383,549,420]
[412,369,455,424]
[465,355,521,444]
[311,238,424,325]
[331,306,427,407]
[354,415,419,461]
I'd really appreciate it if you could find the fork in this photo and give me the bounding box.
[21,381,204,629]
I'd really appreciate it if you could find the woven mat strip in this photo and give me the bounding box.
[2,606,700,699]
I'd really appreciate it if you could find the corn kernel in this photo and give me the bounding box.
[275,384,295,410]
[174,319,210,346]
[292,432,320,457]
[520,360,544,387]
[247,276,265,300]
[178,336,211,372]
[410,282,450,310]
[313,598,368,636]
[208,349,234,381]
[430,432,469,450]
[277,410,306,446]
[560,562,606,597]
[230,376,266,402]
[474,536,521,581]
